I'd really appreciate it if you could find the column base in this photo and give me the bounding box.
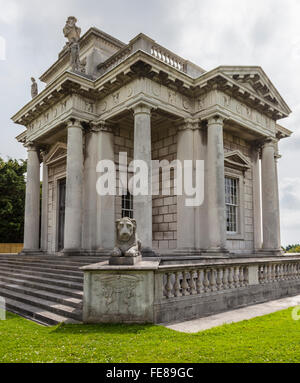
[20,249,44,256]
[256,248,284,257]
[142,247,157,257]
[62,248,84,257]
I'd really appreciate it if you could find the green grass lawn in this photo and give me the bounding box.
[0,308,300,363]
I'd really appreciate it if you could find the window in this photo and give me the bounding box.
[225,177,239,234]
[122,191,133,218]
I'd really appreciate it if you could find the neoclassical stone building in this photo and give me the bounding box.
[12,21,292,259]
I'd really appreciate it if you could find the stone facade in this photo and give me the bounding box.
[12,21,292,260]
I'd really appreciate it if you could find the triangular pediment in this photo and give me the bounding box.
[218,66,291,116]
[45,142,67,165]
[224,150,251,171]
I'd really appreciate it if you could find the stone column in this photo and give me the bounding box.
[206,115,227,252]
[40,151,49,252]
[261,138,281,251]
[63,119,83,254]
[132,103,153,253]
[252,146,262,251]
[23,142,41,252]
[96,122,115,250]
[176,120,196,250]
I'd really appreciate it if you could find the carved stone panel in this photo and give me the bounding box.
[83,269,155,323]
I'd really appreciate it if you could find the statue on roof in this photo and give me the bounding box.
[31,77,38,99]
[63,17,86,74]
[63,16,81,44]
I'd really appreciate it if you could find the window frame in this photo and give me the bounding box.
[224,172,245,240]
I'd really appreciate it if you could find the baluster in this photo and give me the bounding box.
[166,273,173,298]
[210,269,217,292]
[174,272,182,297]
[222,268,228,289]
[196,269,204,294]
[239,266,245,287]
[262,265,267,283]
[234,267,240,288]
[244,267,249,286]
[271,264,275,282]
[203,269,209,292]
[258,265,263,284]
[228,267,234,289]
[216,268,223,291]
[189,270,197,295]
[181,271,189,296]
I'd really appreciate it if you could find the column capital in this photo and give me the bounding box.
[176,118,200,131]
[206,114,226,126]
[24,141,39,151]
[67,119,83,129]
[90,120,113,134]
[261,136,278,149]
[129,100,157,115]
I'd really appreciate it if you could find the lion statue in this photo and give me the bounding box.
[111,217,141,258]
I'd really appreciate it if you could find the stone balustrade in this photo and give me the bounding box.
[157,259,300,301]
[162,265,249,299]
[96,33,204,78]
[82,257,300,325]
[150,45,185,72]
[258,262,300,284]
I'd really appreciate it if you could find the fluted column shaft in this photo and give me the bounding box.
[63,120,83,253]
[261,138,281,251]
[133,104,152,252]
[23,143,40,251]
[207,116,227,251]
[40,152,48,252]
[177,121,197,250]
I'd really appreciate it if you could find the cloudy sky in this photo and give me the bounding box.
[0,0,299,246]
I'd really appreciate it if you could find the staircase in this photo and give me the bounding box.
[0,254,104,326]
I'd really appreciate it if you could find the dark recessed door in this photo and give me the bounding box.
[58,178,66,251]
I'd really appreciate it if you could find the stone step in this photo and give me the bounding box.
[0,287,82,321]
[0,270,82,290]
[5,297,81,326]
[0,265,83,284]
[0,255,104,266]
[0,258,85,272]
[0,261,83,277]
[0,282,82,308]
[0,274,83,299]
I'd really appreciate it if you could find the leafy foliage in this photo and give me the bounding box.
[0,157,27,243]
[285,244,300,253]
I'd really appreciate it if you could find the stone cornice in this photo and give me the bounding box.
[12,51,292,131]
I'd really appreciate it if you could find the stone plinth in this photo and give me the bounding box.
[109,255,142,266]
[81,261,159,324]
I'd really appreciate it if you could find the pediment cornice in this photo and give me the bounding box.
[224,150,251,171]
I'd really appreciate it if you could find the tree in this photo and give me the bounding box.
[0,157,27,243]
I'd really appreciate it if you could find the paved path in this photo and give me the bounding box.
[165,295,300,333]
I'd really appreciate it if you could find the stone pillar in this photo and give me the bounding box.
[23,142,41,252]
[261,138,281,251]
[63,119,83,254]
[40,151,49,252]
[82,127,98,251]
[206,115,227,252]
[96,122,115,250]
[132,104,153,253]
[252,146,262,251]
[176,120,196,250]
